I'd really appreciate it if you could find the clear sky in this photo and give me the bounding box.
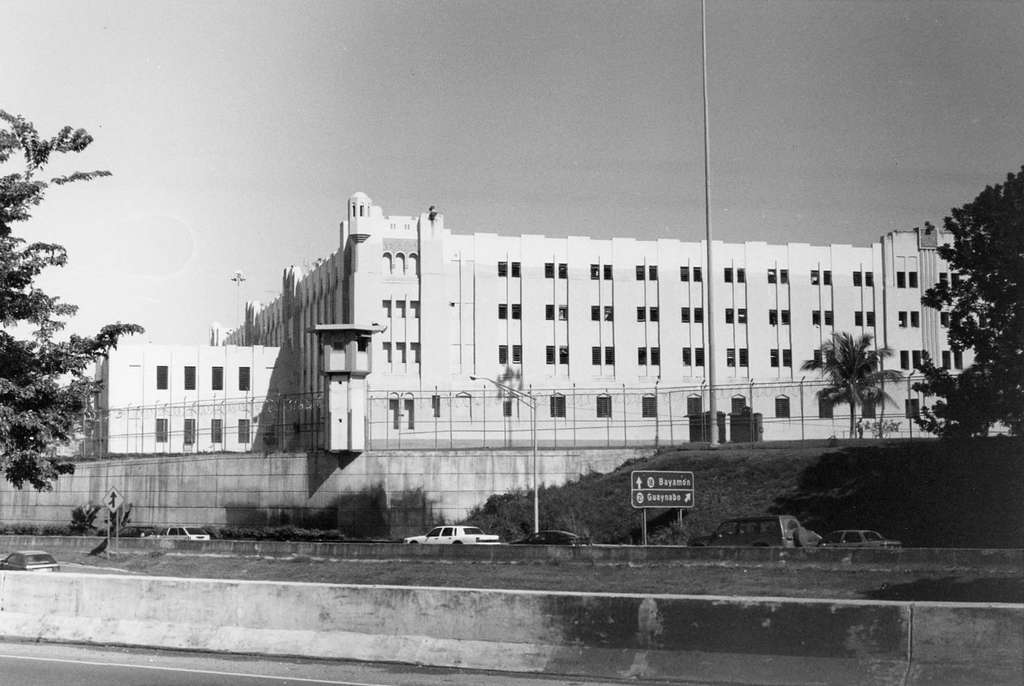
[3,0,1022,345]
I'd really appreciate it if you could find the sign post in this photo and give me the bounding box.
[630,471,695,545]
[105,487,123,555]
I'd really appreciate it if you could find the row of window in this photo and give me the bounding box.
[154,418,251,444]
[898,349,964,370]
[382,299,421,319]
[898,311,920,328]
[498,346,802,368]
[508,305,879,327]
[155,365,250,392]
[382,342,421,364]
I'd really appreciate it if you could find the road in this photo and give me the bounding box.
[0,640,677,686]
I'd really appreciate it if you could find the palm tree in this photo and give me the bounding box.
[801,332,903,438]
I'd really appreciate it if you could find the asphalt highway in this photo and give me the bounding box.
[0,641,678,686]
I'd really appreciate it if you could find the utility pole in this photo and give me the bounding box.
[700,0,718,445]
[231,270,247,340]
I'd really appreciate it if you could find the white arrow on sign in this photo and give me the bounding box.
[105,487,123,513]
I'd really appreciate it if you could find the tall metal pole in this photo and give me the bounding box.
[530,393,539,534]
[701,0,719,445]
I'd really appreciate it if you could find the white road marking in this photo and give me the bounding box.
[0,653,392,685]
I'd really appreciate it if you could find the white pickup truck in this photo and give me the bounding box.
[403,525,500,545]
[153,526,211,541]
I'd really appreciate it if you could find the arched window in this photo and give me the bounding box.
[549,393,566,418]
[396,253,407,275]
[686,394,702,416]
[409,253,420,276]
[595,394,612,418]
[774,395,790,418]
[382,252,393,274]
[456,391,472,419]
[641,394,658,418]
[731,394,746,415]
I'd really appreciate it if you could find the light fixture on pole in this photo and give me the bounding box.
[230,270,247,335]
[470,375,539,533]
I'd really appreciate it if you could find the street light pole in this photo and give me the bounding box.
[471,375,539,533]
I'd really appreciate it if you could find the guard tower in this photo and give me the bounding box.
[312,324,384,452]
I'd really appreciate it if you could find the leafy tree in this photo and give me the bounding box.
[800,332,903,438]
[915,167,1024,436]
[1,110,142,489]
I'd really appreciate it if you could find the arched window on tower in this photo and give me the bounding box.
[396,253,407,275]
[410,253,419,276]
[382,252,393,274]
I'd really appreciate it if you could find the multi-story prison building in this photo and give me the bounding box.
[92,191,968,454]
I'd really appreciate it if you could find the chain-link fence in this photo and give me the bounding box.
[79,378,926,457]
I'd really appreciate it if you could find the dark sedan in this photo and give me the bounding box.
[0,550,60,572]
[818,530,902,548]
[511,530,588,545]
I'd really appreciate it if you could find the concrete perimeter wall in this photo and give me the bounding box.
[0,572,1019,685]
[0,448,646,538]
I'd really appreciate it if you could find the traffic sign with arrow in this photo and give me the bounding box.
[105,486,123,513]
[629,470,695,509]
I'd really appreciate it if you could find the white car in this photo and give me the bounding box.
[154,526,211,541]
[403,525,500,545]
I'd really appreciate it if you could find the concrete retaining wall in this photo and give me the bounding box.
[0,572,1019,685]
[0,448,646,538]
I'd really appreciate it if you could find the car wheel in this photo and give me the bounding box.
[407,541,418,544]
[452,541,463,545]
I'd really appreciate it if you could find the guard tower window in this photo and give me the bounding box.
[211,366,224,391]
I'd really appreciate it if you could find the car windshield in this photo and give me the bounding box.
[463,527,484,535]
[863,531,883,541]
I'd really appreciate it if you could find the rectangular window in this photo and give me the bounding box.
[184,418,196,445]
[940,311,950,327]
[686,396,702,416]
[725,308,734,324]
[512,344,522,363]
[682,307,691,323]
[812,310,821,326]
[767,268,776,284]
[156,365,169,390]
[383,342,392,363]
[693,267,703,282]
[636,306,646,322]
[550,395,566,418]
[770,349,779,367]
[853,271,862,287]
[558,305,568,321]
[596,395,612,418]
[503,399,513,418]
[544,262,554,278]
[604,346,615,365]
[511,304,521,320]
[682,347,692,365]
[900,350,910,369]
[498,345,508,365]
[511,262,521,277]
[724,267,733,283]
[590,264,600,280]
[650,347,660,366]
[558,263,568,279]
[855,311,864,326]
[783,349,792,367]
[779,268,789,284]
[811,269,820,285]
[603,264,612,280]
[155,418,168,443]
[382,299,392,318]
[911,311,920,327]
[546,346,555,365]
[737,268,745,283]
[899,311,908,328]
[635,265,645,280]
[694,307,704,323]
[942,350,951,369]
[865,272,874,287]
[637,347,648,366]
[432,394,442,418]
[726,348,736,367]
[591,305,600,321]
[818,398,833,419]
[862,399,875,419]
[498,304,508,319]
[211,366,223,391]
[396,301,406,319]
[396,342,407,363]
[411,301,420,318]
[649,307,659,322]
[912,350,922,368]
[558,346,569,365]
[897,271,906,288]
[939,272,949,285]
[411,342,420,363]
[866,311,875,327]
[642,395,658,418]
[238,366,250,391]
[648,265,658,280]
[211,418,223,444]
[591,346,601,365]
[953,350,963,369]
[545,304,555,320]
[739,348,748,367]
[182,365,196,391]
[737,308,747,324]
[905,398,920,418]
[909,271,918,288]
[775,397,791,418]
[498,261,508,277]
[238,418,250,444]
[695,347,705,366]
[823,270,832,285]
[814,349,822,365]
[824,310,834,326]
[769,309,778,325]
[604,306,613,321]
[680,266,690,281]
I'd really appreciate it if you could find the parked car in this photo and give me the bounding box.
[689,515,820,547]
[119,526,157,538]
[511,530,589,546]
[154,526,212,541]
[818,530,902,548]
[0,550,60,572]
[403,525,500,545]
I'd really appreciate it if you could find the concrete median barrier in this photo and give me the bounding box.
[0,572,1019,685]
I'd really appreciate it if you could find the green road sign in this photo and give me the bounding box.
[630,470,694,509]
